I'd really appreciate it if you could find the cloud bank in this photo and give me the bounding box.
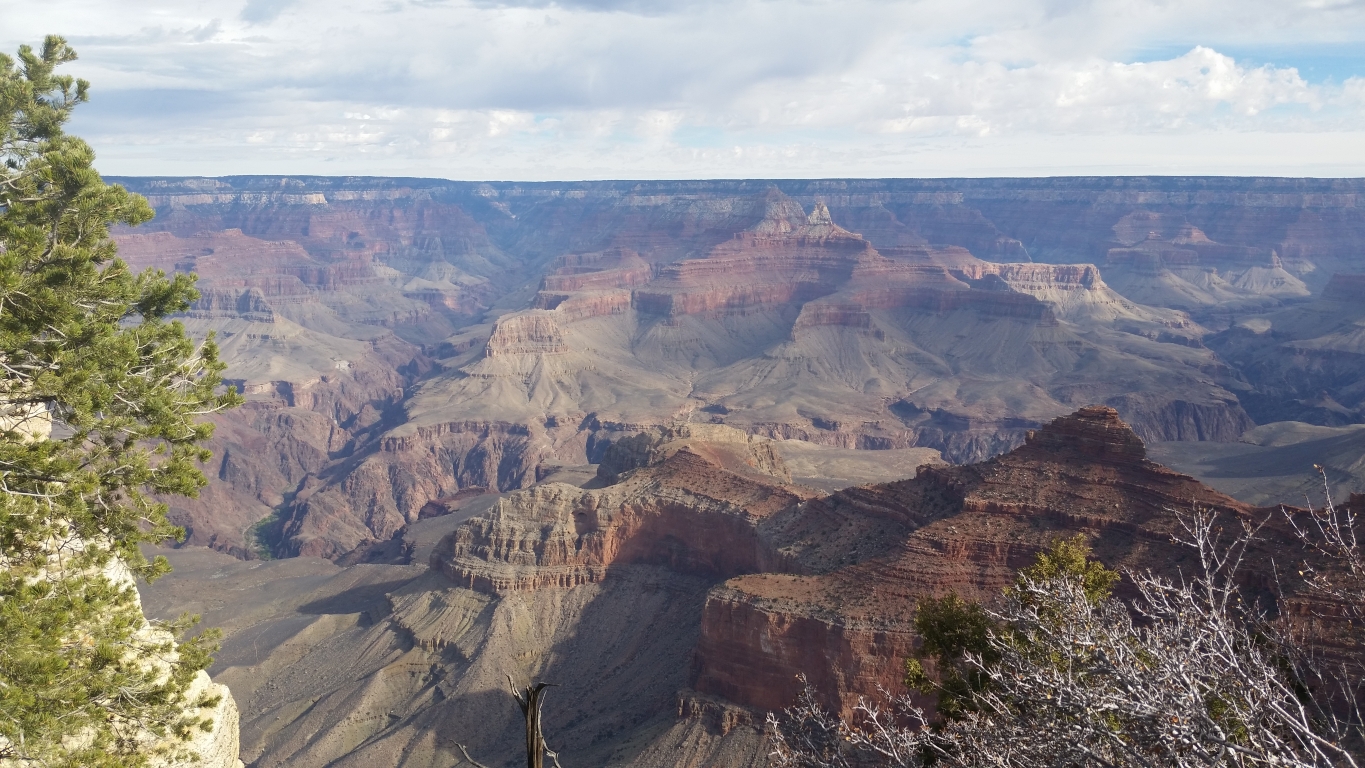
[6,0,1365,178]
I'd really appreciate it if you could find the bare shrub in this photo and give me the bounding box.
[768,509,1364,768]
[1287,470,1364,619]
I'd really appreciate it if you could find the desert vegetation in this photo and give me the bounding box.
[0,37,240,766]
[768,496,1364,767]
[2,15,1365,768]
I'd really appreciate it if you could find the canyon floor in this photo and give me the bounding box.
[114,175,1364,766]
[142,411,1360,767]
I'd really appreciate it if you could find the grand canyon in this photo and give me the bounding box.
[117,175,1365,767]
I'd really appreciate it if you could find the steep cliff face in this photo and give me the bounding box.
[428,425,806,590]
[413,407,1271,722]
[692,407,1269,716]
[596,423,793,484]
[109,176,1362,561]
[485,312,571,357]
[540,248,653,292]
[138,407,1353,767]
[1206,272,1365,426]
[6,549,246,768]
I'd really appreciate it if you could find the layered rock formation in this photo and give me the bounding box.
[139,406,1352,768]
[1206,272,1365,426]
[107,176,1363,561]
[1102,212,1310,313]
[304,190,1248,556]
[101,175,1365,768]
[432,425,812,593]
[693,406,1256,715]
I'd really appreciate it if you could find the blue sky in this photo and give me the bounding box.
[7,0,1365,179]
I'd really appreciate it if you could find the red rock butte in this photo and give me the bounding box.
[121,176,1365,768]
[420,407,1336,721]
[109,177,1365,563]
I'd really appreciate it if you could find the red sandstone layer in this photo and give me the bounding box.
[430,434,816,593]
[691,407,1269,716]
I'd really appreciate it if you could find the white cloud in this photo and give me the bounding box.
[3,0,1364,177]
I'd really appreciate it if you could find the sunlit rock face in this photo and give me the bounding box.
[109,176,1363,562]
[105,175,1365,768]
[0,537,243,768]
[688,406,1327,718]
[153,406,1358,768]
[0,400,242,767]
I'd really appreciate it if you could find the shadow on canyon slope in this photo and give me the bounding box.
[142,407,1361,767]
[110,177,1365,562]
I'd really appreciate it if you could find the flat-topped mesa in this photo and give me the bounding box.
[1020,405,1148,464]
[953,263,1100,297]
[531,289,633,321]
[484,311,569,357]
[790,302,878,335]
[430,436,813,594]
[597,423,793,484]
[540,248,653,292]
[1322,273,1365,301]
[692,405,1258,718]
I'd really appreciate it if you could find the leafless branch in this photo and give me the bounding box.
[454,742,491,768]
[770,506,1364,767]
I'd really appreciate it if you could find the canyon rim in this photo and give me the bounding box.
[109,174,1365,766]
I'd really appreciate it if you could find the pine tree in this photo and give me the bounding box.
[0,36,241,766]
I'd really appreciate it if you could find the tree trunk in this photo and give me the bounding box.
[510,679,553,768]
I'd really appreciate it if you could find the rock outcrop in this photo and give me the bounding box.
[691,406,1260,714]
[1206,272,1365,426]
[431,426,812,593]
[108,176,1365,561]
[0,546,244,768]
[419,405,1277,723]
[138,406,1355,768]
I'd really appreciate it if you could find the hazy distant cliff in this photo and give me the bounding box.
[108,175,1365,562]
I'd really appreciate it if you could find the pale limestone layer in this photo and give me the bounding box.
[160,670,243,768]
[0,539,243,768]
[123,557,244,768]
[0,402,51,440]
